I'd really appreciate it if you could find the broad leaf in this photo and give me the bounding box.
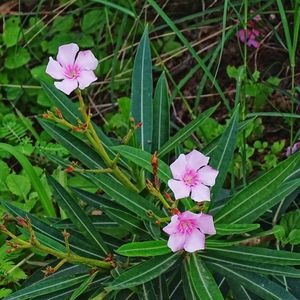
[131,26,153,152]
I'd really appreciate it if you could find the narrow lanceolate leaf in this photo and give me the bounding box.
[186,253,223,300]
[158,105,218,158]
[105,207,150,237]
[47,176,108,255]
[203,118,255,156]
[0,143,55,217]
[215,223,260,235]
[38,119,105,169]
[201,253,300,278]
[40,81,128,167]
[112,145,171,183]
[232,179,300,223]
[5,274,90,300]
[214,152,300,223]
[131,26,153,152]
[208,262,297,300]
[210,104,239,199]
[84,173,164,221]
[205,246,300,266]
[3,201,103,259]
[108,253,180,290]
[182,260,198,300]
[70,271,98,300]
[116,240,170,257]
[152,73,170,152]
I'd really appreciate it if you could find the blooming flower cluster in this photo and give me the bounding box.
[46,43,98,95]
[237,15,262,48]
[163,150,218,253]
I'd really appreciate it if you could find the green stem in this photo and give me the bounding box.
[76,90,139,192]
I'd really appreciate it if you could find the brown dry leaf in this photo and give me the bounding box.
[0,0,18,15]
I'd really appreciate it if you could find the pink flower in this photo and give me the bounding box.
[237,28,260,48]
[286,142,300,157]
[163,211,216,252]
[46,43,98,95]
[168,150,218,202]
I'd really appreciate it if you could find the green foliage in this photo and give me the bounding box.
[1,1,300,299]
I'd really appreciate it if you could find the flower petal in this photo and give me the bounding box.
[54,79,78,95]
[75,50,98,70]
[186,150,209,171]
[46,57,64,80]
[168,179,190,200]
[178,211,199,223]
[57,43,79,67]
[170,154,187,180]
[77,70,97,89]
[237,29,246,42]
[197,213,216,235]
[190,183,210,202]
[184,229,205,252]
[197,166,219,187]
[163,215,179,235]
[167,232,186,252]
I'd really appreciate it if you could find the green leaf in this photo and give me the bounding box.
[186,253,223,300]
[210,104,239,198]
[47,176,108,255]
[70,271,98,300]
[38,119,105,170]
[6,174,31,199]
[112,145,171,183]
[152,73,170,152]
[205,246,300,266]
[215,223,260,235]
[105,207,150,237]
[0,143,55,217]
[208,262,297,300]
[2,201,104,259]
[214,152,300,223]
[131,26,153,152]
[108,253,180,290]
[91,0,136,18]
[182,260,198,300]
[84,173,164,221]
[288,229,300,245]
[5,274,90,300]
[232,179,300,223]
[116,240,170,257]
[158,105,218,158]
[39,81,116,156]
[201,253,300,278]
[5,48,30,69]
[3,17,21,47]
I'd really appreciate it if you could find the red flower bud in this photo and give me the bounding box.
[43,113,49,119]
[65,166,74,173]
[54,107,63,119]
